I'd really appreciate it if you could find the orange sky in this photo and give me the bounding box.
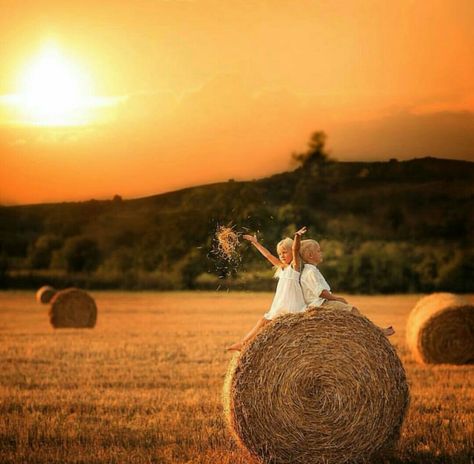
[1,0,473,205]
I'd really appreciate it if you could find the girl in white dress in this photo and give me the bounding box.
[227,226,307,351]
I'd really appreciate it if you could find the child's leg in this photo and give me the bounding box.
[328,303,395,337]
[382,326,395,336]
[352,306,395,336]
[227,316,271,351]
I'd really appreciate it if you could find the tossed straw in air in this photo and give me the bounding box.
[215,225,241,262]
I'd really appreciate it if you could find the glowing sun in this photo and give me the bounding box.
[16,44,93,126]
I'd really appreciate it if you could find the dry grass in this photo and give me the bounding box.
[215,225,241,262]
[0,291,473,464]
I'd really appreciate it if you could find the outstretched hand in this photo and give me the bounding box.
[243,234,258,244]
[295,226,307,236]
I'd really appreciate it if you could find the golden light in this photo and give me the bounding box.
[15,43,93,126]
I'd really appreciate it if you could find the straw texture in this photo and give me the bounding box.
[223,308,409,464]
[49,288,97,328]
[216,225,240,261]
[35,285,57,304]
[406,293,474,364]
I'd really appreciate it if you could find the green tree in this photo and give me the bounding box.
[63,236,101,273]
[437,249,474,292]
[28,234,62,269]
[0,252,8,287]
[178,249,205,289]
[101,247,135,274]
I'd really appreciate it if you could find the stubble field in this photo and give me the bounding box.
[0,291,473,464]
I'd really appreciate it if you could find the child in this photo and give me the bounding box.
[227,227,307,351]
[300,239,395,336]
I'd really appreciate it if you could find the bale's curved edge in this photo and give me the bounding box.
[406,293,474,364]
[223,354,261,463]
[36,286,56,304]
[223,308,410,464]
[49,288,97,329]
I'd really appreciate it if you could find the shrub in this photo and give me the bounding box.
[62,236,102,273]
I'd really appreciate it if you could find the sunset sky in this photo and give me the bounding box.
[1,0,473,205]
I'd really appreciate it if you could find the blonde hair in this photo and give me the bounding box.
[300,239,320,263]
[277,237,293,253]
[273,237,293,277]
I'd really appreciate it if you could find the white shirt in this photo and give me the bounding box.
[301,264,331,307]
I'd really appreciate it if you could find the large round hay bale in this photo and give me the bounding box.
[223,308,409,464]
[36,285,57,304]
[49,288,97,328]
[406,293,474,365]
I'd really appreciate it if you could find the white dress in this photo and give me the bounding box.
[263,265,307,320]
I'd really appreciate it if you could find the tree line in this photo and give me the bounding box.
[1,132,472,293]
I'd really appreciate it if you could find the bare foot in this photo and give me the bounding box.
[227,341,243,351]
[383,326,395,337]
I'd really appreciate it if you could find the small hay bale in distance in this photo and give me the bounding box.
[223,308,409,464]
[406,293,474,365]
[36,285,57,304]
[49,288,97,329]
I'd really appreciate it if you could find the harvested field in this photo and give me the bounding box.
[0,291,473,463]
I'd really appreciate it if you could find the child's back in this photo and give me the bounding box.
[301,263,331,308]
[300,239,395,335]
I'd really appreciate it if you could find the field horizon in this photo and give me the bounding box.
[1,291,473,463]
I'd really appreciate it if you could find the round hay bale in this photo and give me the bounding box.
[35,285,57,304]
[49,288,97,328]
[223,308,409,464]
[406,293,474,365]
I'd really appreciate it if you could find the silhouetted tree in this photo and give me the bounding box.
[292,131,330,169]
[293,131,332,203]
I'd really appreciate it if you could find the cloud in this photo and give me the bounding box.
[410,93,474,115]
[330,110,474,161]
[1,74,474,204]
[115,91,179,123]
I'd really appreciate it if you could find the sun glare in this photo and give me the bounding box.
[15,43,93,126]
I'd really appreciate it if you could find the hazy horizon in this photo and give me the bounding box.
[2,154,472,207]
[1,0,474,205]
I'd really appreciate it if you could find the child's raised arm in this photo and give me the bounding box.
[243,234,281,267]
[292,226,307,271]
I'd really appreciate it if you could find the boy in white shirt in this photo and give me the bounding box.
[300,239,395,336]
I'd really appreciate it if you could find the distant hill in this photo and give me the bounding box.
[0,157,473,292]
